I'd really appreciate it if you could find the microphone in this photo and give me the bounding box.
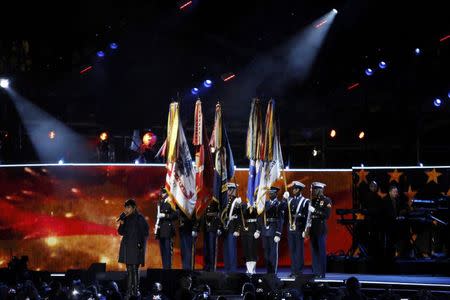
[116,212,126,222]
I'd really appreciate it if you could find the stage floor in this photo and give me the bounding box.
[215,267,450,288]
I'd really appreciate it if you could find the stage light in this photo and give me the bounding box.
[419,162,423,167]
[142,132,156,147]
[134,159,140,164]
[80,66,93,75]
[58,159,64,165]
[415,48,421,55]
[332,8,338,13]
[191,87,199,95]
[312,148,318,157]
[97,51,105,58]
[361,163,364,167]
[203,79,212,88]
[48,131,56,140]
[221,72,236,82]
[358,131,365,139]
[330,129,336,138]
[433,98,442,107]
[365,68,373,76]
[379,61,387,69]
[99,132,108,141]
[347,82,360,91]
[179,0,192,10]
[0,78,9,89]
[447,91,450,99]
[110,42,118,50]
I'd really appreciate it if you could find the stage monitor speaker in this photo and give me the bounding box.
[88,263,106,273]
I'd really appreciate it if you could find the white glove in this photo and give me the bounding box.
[254,231,260,239]
[192,231,198,237]
[283,191,290,199]
[274,236,280,243]
[235,197,242,204]
[217,229,222,236]
[157,213,166,219]
[233,231,240,237]
[308,206,315,213]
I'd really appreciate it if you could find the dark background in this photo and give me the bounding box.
[0,0,449,167]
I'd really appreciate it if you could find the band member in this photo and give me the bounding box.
[284,181,310,277]
[381,185,410,259]
[178,209,196,270]
[194,200,222,271]
[221,182,242,272]
[305,182,331,279]
[118,199,149,298]
[155,187,177,269]
[240,200,260,274]
[261,186,286,274]
[362,181,383,258]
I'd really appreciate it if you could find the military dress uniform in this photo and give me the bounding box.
[196,201,222,271]
[307,182,332,278]
[286,181,310,277]
[261,186,286,274]
[156,194,178,269]
[221,184,242,273]
[240,202,260,274]
[178,210,195,270]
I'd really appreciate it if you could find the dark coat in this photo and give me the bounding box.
[286,195,310,232]
[240,203,260,235]
[194,201,222,233]
[157,199,178,238]
[261,198,286,237]
[310,196,332,236]
[118,211,149,265]
[222,196,241,233]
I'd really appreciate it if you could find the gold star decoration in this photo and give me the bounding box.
[404,185,418,206]
[357,169,369,186]
[388,169,403,183]
[425,168,442,184]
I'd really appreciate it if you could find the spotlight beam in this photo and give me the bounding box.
[4,89,90,163]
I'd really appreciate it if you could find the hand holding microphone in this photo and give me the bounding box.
[116,212,126,223]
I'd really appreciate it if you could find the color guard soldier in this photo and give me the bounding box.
[220,182,242,272]
[304,182,331,278]
[284,181,310,277]
[261,186,286,274]
[155,187,178,269]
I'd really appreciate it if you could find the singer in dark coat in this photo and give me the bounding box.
[118,199,149,298]
[118,207,149,265]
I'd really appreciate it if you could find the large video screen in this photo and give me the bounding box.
[0,164,351,271]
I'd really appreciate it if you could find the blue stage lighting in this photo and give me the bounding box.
[191,87,199,95]
[365,68,373,76]
[203,80,212,88]
[415,48,421,55]
[97,51,105,58]
[379,61,387,69]
[433,98,442,107]
[110,43,118,50]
